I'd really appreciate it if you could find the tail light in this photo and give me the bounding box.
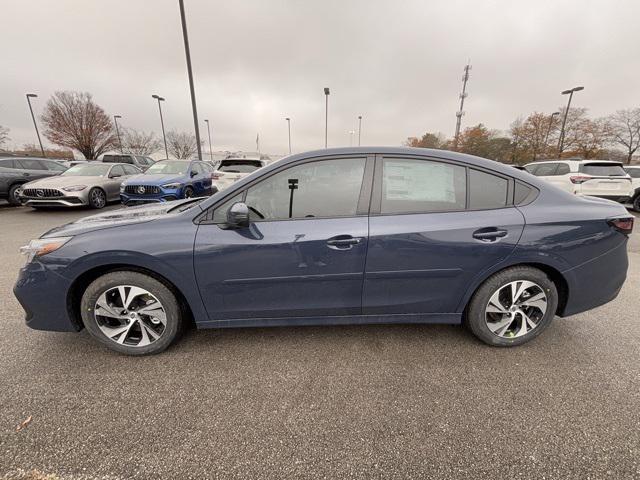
[212,172,224,180]
[608,217,634,235]
[570,175,591,184]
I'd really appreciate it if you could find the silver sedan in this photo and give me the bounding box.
[20,162,141,209]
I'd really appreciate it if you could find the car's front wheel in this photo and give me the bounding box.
[80,271,183,355]
[183,186,194,199]
[633,193,640,212]
[8,184,22,206]
[465,266,558,347]
[88,187,106,209]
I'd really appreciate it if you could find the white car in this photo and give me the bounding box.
[623,165,640,211]
[524,159,633,204]
[212,158,266,190]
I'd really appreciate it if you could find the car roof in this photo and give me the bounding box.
[525,158,623,165]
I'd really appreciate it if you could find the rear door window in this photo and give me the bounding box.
[579,163,627,176]
[0,159,16,168]
[468,169,509,210]
[380,158,466,214]
[532,163,559,176]
[556,163,570,175]
[17,159,46,170]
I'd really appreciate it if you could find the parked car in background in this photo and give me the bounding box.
[524,159,633,203]
[13,147,633,355]
[55,160,88,168]
[622,166,640,211]
[0,157,67,205]
[119,159,216,206]
[102,154,155,171]
[212,158,266,190]
[20,162,141,209]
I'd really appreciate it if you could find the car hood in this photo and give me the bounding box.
[42,199,201,238]
[124,174,185,185]
[24,175,107,188]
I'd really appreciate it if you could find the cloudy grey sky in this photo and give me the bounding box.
[1,0,639,156]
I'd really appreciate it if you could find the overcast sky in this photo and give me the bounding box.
[1,0,639,156]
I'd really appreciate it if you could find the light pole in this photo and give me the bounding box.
[113,115,123,153]
[25,93,45,157]
[357,115,362,146]
[204,119,213,160]
[543,111,560,153]
[324,87,330,148]
[179,0,202,160]
[152,94,168,159]
[285,117,291,154]
[349,130,355,147]
[557,86,584,157]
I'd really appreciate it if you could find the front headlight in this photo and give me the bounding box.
[162,183,181,190]
[62,185,87,192]
[19,237,73,264]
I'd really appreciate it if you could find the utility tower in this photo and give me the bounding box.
[453,62,471,150]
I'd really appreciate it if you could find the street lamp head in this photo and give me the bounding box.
[26,93,38,98]
[552,111,560,116]
[573,86,584,92]
[285,117,290,121]
[324,87,330,95]
[358,115,362,120]
[114,115,121,119]
[561,89,572,95]
[152,94,165,101]
[204,119,209,123]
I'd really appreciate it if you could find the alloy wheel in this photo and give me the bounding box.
[94,285,167,347]
[90,189,106,208]
[484,280,548,338]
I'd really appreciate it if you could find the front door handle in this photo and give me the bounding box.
[472,228,508,242]
[326,235,363,250]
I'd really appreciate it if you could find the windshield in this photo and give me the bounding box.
[580,163,627,176]
[218,160,262,173]
[146,161,189,175]
[62,163,111,176]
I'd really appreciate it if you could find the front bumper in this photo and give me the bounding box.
[120,187,181,206]
[13,260,80,332]
[21,190,88,207]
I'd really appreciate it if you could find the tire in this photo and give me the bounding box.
[183,186,194,199]
[633,194,640,212]
[465,266,558,347]
[80,271,183,355]
[88,187,107,209]
[8,184,22,206]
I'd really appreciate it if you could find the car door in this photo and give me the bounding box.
[16,158,58,182]
[362,155,525,315]
[193,155,374,321]
[104,165,126,200]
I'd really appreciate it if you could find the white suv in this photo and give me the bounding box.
[212,158,266,191]
[623,165,640,211]
[524,159,633,204]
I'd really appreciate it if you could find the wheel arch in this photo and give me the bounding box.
[460,262,569,318]
[67,264,195,330]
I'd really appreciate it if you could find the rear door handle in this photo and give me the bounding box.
[326,235,363,250]
[472,229,508,242]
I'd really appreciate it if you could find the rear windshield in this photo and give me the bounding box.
[579,163,627,176]
[103,155,132,164]
[218,160,262,173]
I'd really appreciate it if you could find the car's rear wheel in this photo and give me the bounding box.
[8,184,22,206]
[183,186,194,199]
[633,193,640,212]
[88,187,106,209]
[466,266,558,347]
[80,271,182,355]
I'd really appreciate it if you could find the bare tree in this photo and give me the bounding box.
[606,108,640,164]
[122,129,162,156]
[0,125,9,149]
[565,117,609,159]
[40,91,117,159]
[166,131,201,159]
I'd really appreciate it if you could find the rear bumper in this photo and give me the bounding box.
[582,194,631,204]
[561,239,629,316]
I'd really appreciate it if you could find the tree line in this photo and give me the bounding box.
[0,91,202,160]
[407,107,640,164]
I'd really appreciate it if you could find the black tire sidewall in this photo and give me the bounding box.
[466,266,558,347]
[183,186,194,199]
[88,187,106,209]
[633,194,640,212]
[8,185,22,205]
[80,271,182,355]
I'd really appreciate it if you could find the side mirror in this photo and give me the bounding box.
[190,170,197,178]
[226,202,250,228]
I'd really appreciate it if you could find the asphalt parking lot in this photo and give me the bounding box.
[1,203,639,480]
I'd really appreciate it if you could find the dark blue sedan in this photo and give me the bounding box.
[119,159,215,206]
[14,147,634,355]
